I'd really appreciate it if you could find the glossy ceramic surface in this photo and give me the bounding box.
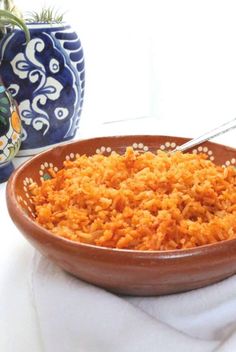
[6,135,236,295]
[0,84,21,182]
[0,23,85,156]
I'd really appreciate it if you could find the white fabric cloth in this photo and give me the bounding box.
[1,118,236,352]
[31,252,236,352]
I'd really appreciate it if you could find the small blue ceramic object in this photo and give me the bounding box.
[0,23,85,157]
[0,82,21,182]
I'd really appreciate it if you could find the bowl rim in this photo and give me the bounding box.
[6,134,236,258]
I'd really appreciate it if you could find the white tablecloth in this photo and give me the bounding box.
[1,117,236,352]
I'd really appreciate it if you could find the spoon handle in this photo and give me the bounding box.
[173,117,236,153]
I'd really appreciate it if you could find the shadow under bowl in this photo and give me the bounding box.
[6,135,236,296]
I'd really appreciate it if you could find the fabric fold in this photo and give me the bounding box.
[30,252,220,352]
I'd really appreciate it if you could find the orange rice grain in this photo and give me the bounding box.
[30,148,236,250]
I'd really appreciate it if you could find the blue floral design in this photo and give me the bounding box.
[0,24,84,152]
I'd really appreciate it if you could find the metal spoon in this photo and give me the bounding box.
[172,117,236,153]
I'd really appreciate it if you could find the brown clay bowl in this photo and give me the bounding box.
[6,135,236,296]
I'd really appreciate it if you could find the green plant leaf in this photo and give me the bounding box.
[0,9,30,42]
[0,97,9,105]
[0,106,8,113]
[0,115,7,125]
[26,7,65,24]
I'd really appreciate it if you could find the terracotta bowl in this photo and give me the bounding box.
[6,135,236,296]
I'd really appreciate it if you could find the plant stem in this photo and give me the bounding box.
[0,9,30,42]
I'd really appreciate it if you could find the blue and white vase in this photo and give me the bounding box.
[0,23,85,157]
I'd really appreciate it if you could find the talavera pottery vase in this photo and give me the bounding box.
[0,80,21,182]
[0,23,85,157]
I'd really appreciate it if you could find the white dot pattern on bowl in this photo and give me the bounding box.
[17,195,23,204]
[132,143,149,152]
[154,141,214,160]
[159,141,176,151]
[188,146,215,160]
[22,177,34,186]
[39,162,59,178]
[96,146,114,154]
[223,158,236,167]
[65,153,77,161]
[95,144,150,154]
[21,177,36,217]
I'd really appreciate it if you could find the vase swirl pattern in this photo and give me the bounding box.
[0,23,85,156]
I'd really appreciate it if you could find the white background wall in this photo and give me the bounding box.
[15,0,236,129]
